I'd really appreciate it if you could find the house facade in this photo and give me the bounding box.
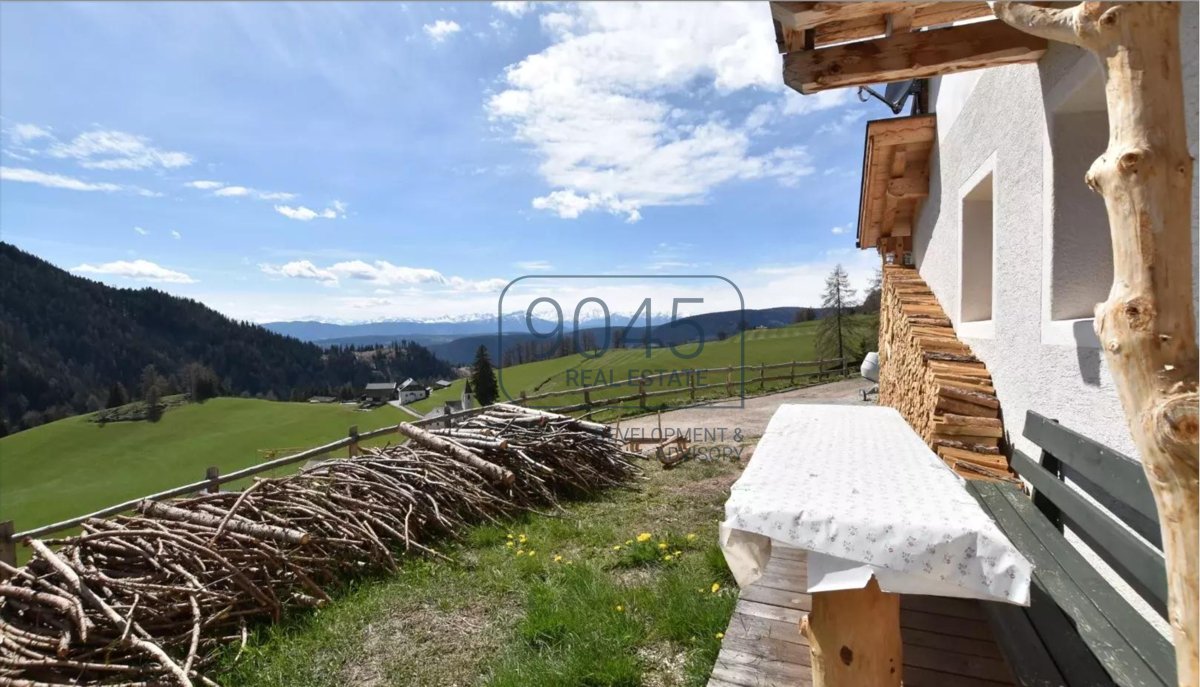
[902,11,1198,460]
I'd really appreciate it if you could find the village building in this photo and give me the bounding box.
[398,378,430,405]
[361,381,398,403]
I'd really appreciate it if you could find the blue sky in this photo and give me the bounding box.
[0,1,881,323]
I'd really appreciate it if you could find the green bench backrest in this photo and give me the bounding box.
[1014,411,1168,618]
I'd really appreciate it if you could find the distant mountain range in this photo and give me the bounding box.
[265,306,818,365]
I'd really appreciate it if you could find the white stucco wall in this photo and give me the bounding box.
[918,6,1199,461]
[915,8,1198,639]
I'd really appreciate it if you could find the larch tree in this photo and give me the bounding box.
[991,2,1198,680]
[815,264,863,373]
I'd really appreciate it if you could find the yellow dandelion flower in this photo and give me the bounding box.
[711,582,721,593]
[505,541,514,548]
[615,605,624,612]
[673,550,682,556]
[516,549,525,556]
[658,542,668,550]
[613,545,622,551]
[506,533,514,540]
[553,555,563,563]
[715,632,724,639]
[686,533,698,541]
[518,534,527,542]
[625,539,633,546]
[636,532,652,543]
[662,555,673,562]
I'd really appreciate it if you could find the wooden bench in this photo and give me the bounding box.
[964,411,1176,687]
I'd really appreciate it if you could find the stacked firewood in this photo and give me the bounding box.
[877,266,1014,482]
[0,405,639,686]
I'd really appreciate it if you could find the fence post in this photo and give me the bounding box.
[726,367,733,396]
[205,466,220,494]
[689,370,696,402]
[520,390,527,405]
[583,389,592,410]
[790,360,796,386]
[760,363,766,392]
[348,425,360,458]
[0,520,15,568]
[639,377,647,409]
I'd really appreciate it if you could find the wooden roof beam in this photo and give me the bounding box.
[783,20,1048,94]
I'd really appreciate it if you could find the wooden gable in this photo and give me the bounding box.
[857,115,935,255]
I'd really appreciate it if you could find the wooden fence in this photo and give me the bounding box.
[0,357,844,564]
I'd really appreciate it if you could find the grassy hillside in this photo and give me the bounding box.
[0,399,405,534]
[411,319,855,418]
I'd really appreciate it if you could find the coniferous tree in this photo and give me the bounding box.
[145,386,163,422]
[105,382,129,409]
[470,345,499,406]
[815,264,865,372]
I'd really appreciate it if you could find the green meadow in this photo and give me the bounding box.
[0,398,406,535]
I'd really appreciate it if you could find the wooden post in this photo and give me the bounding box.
[689,370,696,402]
[204,466,220,494]
[989,4,1198,680]
[760,363,766,392]
[583,389,592,410]
[639,377,647,409]
[347,425,360,458]
[520,390,527,405]
[799,578,902,687]
[0,520,15,569]
[657,409,663,440]
[726,367,733,396]
[790,360,797,386]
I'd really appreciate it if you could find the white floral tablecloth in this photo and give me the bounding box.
[720,404,1032,605]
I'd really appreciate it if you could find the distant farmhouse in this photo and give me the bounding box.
[421,382,474,429]
[398,378,430,404]
[361,379,431,406]
[362,382,398,403]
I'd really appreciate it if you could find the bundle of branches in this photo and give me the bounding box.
[0,407,640,686]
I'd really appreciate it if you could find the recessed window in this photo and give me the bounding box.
[961,171,994,323]
[1048,67,1112,321]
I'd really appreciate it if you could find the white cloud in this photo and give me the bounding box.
[72,259,196,284]
[493,1,534,17]
[514,260,554,271]
[831,225,849,235]
[274,200,346,221]
[486,3,834,222]
[260,260,339,284]
[188,180,297,202]
[423,19,462,42]
[258,258,503,292]
[7,123,53,146]
[186,180,224,190]
[171,230,182,240]
[133,226,148,236]
[48,130,192,170]
[1,166,123,192]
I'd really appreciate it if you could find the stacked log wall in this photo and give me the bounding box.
[877,265,1014,482]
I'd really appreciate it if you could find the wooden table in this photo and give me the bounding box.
[719,405,1032,686]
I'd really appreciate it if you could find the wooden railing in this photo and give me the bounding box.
[0,357,844,564]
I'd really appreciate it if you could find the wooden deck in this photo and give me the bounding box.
[708,546,1017,687]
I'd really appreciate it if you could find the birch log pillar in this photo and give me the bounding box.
[799,577,902,687]
[991,3,1199,682]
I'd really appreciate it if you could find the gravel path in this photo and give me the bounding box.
[611,378,875,445]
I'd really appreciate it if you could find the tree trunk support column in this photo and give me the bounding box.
[989,3,1198,681]
[800,577,902,687]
